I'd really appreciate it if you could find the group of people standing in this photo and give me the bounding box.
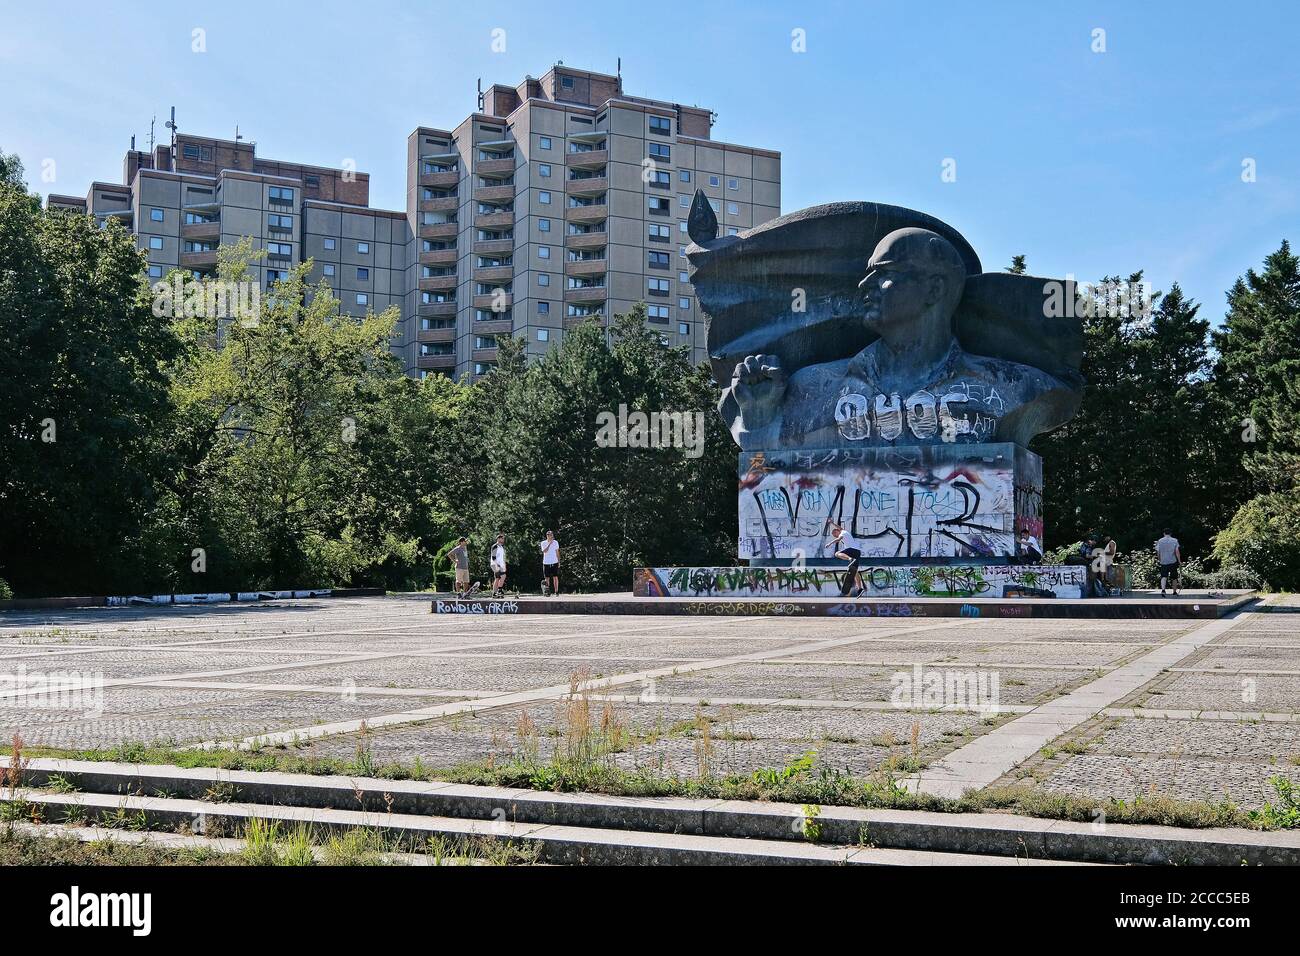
[446,532,562,598]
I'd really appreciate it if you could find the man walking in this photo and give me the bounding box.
[829,522,864,597]
[490,533,508,598]
[448,537,471,596]
[1155,528,1181,597]
[539,531,561,596]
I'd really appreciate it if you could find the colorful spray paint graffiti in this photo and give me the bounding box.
[737,442,1042,561]
[634,563,1086,599]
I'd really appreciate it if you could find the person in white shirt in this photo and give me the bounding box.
[1018,529,1042,562]
[1154,529,1181,597]
[828,522,864,597]
[490,534,508,597]
[539,531,561,596]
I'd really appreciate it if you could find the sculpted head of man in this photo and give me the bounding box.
[857,228,967,339]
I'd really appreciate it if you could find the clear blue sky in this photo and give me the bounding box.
[3,0,1296,323]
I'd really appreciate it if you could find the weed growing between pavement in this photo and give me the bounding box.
[19,676,1300,833]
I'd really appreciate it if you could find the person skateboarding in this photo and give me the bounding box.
[490,534,508,598]
[829,522,864,597]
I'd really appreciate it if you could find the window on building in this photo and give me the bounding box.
[680,170,691,183]
[148,265,163,279]
[679,271,689,283]
[149,237,163,250]
[648,251,670,268]
[357,242,369,254]
[539,218,551,232]
[727,202,739,215]
[679,220,689,233]
[268,242,292,258]
[647,197,670,215]
[647,278,669,296]
[538,273,550,287]
[150,208,164,222]
[679,297,691,310]
[648,143,671,160]
[561,76,574,89]
[647,304,670,322]
[538,246,550,259]
[356,293,368,306]
[649,115,672,135]
[679,194,690,208]
[324,238,336,250]
[474,361,496,375]
[652,170,671,188]
[182,144,201,159]
[357,267,369,280]
[678,322,690,336]
[539,164,551,178]
[324,264,336,277]
[537,328,550,342]
[540,136,552,150]
[728,178,739,190]
[727,227,739,236]
[538,301,550,315]
[709,175,720,187]
[539,191,552,205]
[475,335,497,349]
[269,186,295,205]
[305,175,320,187]
[648,223,670,241]
[679,245,688,258]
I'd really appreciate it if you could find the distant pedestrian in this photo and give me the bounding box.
[490,534,508,597]
[539,531,560,596]
[448,537,471,596]
[829,522,864,597]
[1018,529,1042,562]
[1155,529,1181,597]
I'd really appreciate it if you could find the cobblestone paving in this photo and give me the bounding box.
[3,594,1297,807]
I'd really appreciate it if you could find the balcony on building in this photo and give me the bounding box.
[419,194,459,214]
[418,273,458,292]
[474,143,516,178]
[474,208,515,230]
[420,246,458,266]
[566,135,608,170]
[565,285,608,306]
[474,259,514,285]
[180,249,219,270]
[565,227,607,251]
[473,181,515,205]
[416,353,456,371]
[417,327,457,346]
[473,236,514,256]
[566,198,608,225]
[417,298,457,317]
[565,255,607,278]
[418,155,460,189]
[419,221,459,240]
[566,169,608,196]
[472,291,513,311]
[181,218,220,242]
[473,315,512,335]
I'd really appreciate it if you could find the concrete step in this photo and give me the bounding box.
[7,757,1298,864]
[3,788,1082,866]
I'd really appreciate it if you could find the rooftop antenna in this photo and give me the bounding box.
[235,124,244,144]
[148,115,156,153]
[617,57,621,83]
[477,78,484,113]
[164,106,178,158]
[130,134,136,152]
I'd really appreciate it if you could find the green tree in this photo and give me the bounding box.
[457,304,735,591]
[1005,254,1027,275]
[0,182,180,596]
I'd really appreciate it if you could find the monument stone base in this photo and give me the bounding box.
[739,442,1042,563]
[634,564,1086,600]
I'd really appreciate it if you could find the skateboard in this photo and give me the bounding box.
[456,581,481,599]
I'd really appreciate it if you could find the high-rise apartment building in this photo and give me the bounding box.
[48,65,781,380]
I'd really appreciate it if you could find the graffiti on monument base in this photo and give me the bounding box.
[635,564,1086,599]
[737,443,1042,561]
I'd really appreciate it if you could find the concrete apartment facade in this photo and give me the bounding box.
[49,65,781,381]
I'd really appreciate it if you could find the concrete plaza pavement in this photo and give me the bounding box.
[2,594,1299,809]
